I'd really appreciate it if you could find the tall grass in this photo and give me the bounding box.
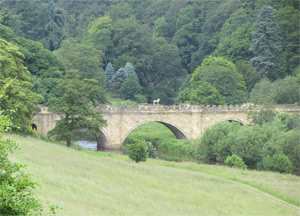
[6,134,300,215]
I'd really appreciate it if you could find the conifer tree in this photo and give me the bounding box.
[110,68,127,92]
[249,5,281,80]
[124,62,135,76]
[105,63,115,91]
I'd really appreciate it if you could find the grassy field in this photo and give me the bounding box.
[5,133,300,215]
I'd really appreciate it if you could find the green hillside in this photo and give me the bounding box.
[6,134,300,215]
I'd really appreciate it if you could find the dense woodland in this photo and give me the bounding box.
[1,1,300,213]
[0,0,299,132]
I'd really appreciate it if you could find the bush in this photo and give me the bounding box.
[195,121,240,162]
[146,141,157,159]
[134,94,147,103]
[283,129,300,171]
[126,140,148,163]
[159,138,195,157]
[120,74,142,100]
[263,151,292,173]
[0,111,43,215]
[225,154,247,169]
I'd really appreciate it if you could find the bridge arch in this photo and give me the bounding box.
[121,120,188,145]
[212,118,248,127]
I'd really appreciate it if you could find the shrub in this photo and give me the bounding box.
[263,151,292,173]
[230,125,267,166]
[134,94,147,103]
[283,129,300,171]
[224,154,247,169]
[126,140,148,163]
[146,141,157,159]
[0,111,43,215]
[196,121,240,162]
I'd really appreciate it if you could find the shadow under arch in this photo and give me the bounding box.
[121,120,188,145]
[214,118,246,126]
[96,130,109,149]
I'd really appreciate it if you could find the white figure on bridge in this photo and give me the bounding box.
[153,98,160,105]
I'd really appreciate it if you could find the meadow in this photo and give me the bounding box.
[6,133,300,216]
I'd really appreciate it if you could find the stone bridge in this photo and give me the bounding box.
[33,103,300,149]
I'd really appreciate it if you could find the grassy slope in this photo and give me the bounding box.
[6,134,300,215]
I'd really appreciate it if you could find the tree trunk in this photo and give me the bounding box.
[67,139,71,147]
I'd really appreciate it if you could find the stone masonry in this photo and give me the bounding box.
[33,103,300,149]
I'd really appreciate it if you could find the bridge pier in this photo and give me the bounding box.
[33,104,300,149]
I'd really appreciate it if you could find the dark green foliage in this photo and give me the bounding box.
[276,6,300,75]
[263,151,292,173]
[191,57,247,105]
[0,86,43,215]
[177,81,226,106]
[133,94,147,104]
[105,63,115,91]
[88,16,114,64]
[110,68,127,93]
[249,5,281,80]
[0,114,43,215]
[250,78,274,104]
[248,110,277,126]
[48,70,107,147]
[120,74,142,100]
[152,37,186,89]
[126,140,148,163]
[196,121,240,162]
[13,37,65,103]
[0,23,14,41]
[224,154,247,169]
[53,38,106,102]
[42,0,65,51]
[0,39,43,130]
[284,129,300,171]
[235,60,261,92]
[229,125,266,166]
[250,76,300,105]
[153,17,168,38]
[214,9,255,62]
[271,76,300,104]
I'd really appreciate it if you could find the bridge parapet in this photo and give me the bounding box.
[94,103,256,113]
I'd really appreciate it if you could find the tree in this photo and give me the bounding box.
[126,139,148,163]
[271,76,300,104]
[48,70,106,147]
[191,57,247,105]
[276,6,300,75]
[249,78,274,105]
[213,9,255,62]
[105,63,115,91]
[152,37,186,89]
[0,85,43,215]
[112,17,154,87]
[153,17,168,38]
[249,5,281,80]
[88,16,114,64]
[235,60,261,92]
[53,38,106,102]
[120,74,142,100]
[172,5,198,70]
[124,62,135,76]
[0,39,43,130]
[13,37,65,103]
[177,81,225,106]
[42,0,65,51]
